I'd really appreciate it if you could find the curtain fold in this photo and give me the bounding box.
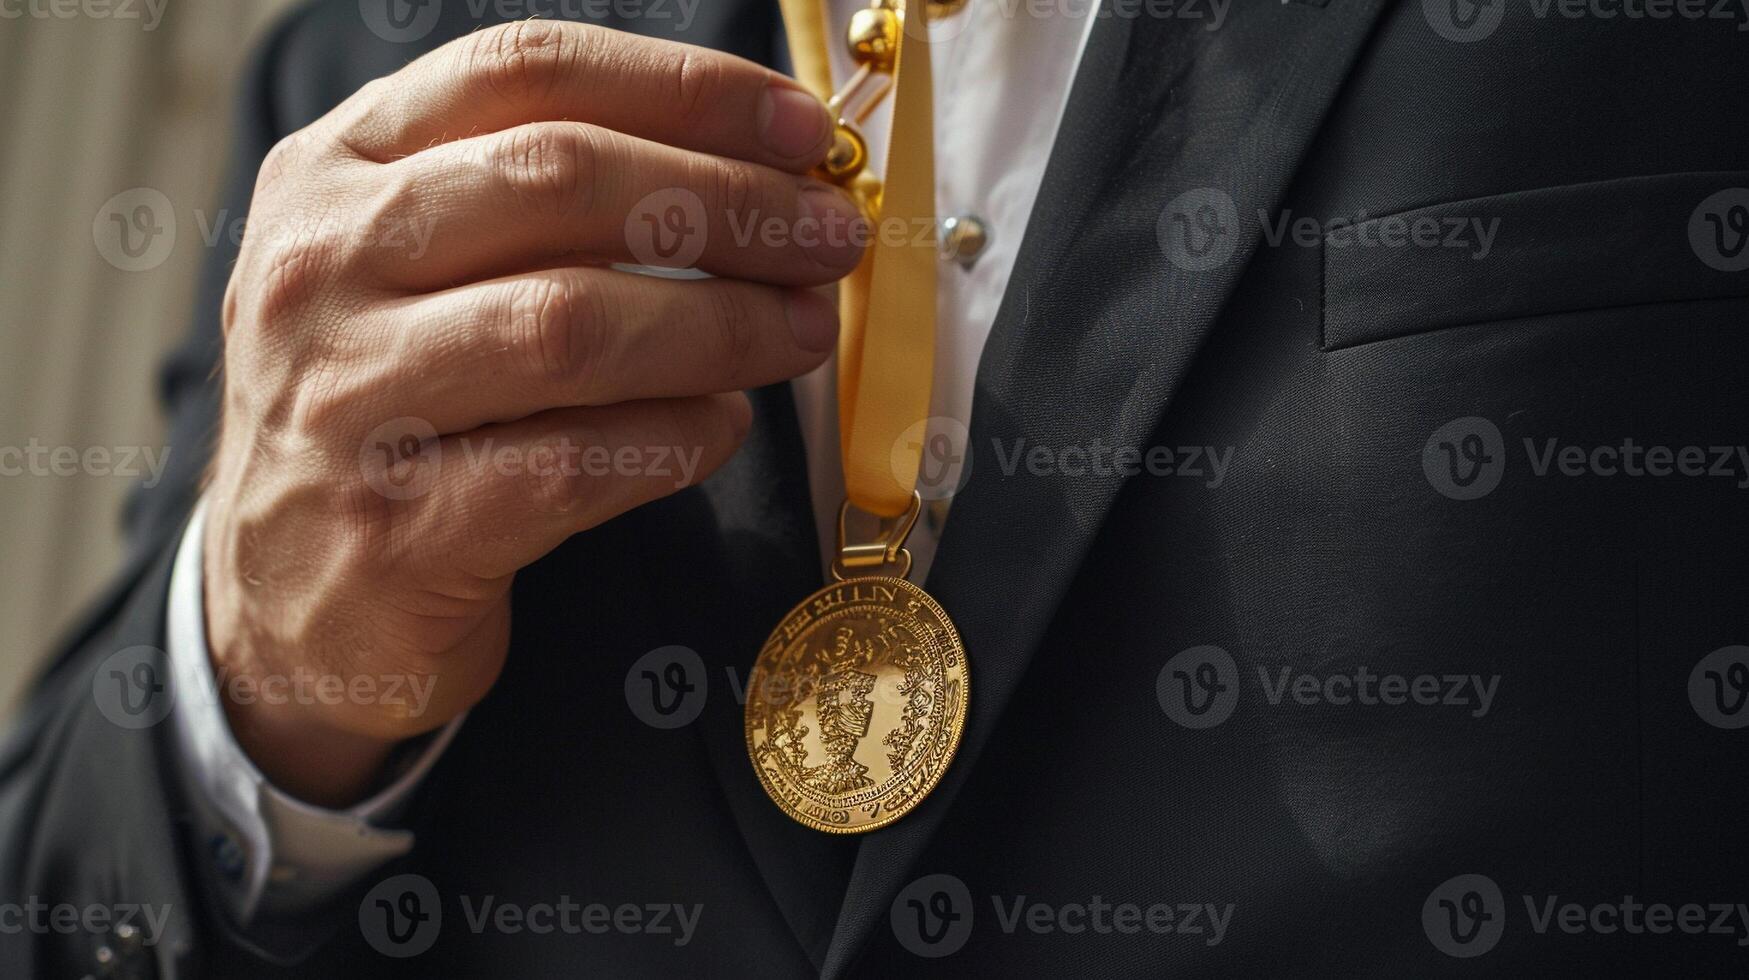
[0,0,297,716]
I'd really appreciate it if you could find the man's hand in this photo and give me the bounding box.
[202,22,864,807]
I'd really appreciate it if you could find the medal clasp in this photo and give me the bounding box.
[832,491,922,581]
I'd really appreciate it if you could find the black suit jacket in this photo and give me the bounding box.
[5,0,1748,975]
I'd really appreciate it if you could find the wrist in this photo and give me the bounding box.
[220,691,400,808]
[200,502,403,808]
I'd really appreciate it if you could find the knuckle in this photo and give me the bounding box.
[710,160,762,230]
[251,228,341,328]
[358,166,423,247]
[325,77,397,161]
[338,472,402,552]
[465,20,575,104]
[493,125,592,218]
[511,276,612,394]
[520,435,589,515]
[349,76,392,113]
[705,287,759,381]
[256,132,307,192]
[289,364,364,438]
[671,48,725,126]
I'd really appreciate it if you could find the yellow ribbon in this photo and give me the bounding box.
[778,0,936,519]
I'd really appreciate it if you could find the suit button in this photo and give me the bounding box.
[210,833,245,883]
[941,213,989,268]
[92,922,150,978]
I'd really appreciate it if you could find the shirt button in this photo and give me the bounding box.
[940,213,990,269]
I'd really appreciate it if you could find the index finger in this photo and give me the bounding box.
[324,20,832,173]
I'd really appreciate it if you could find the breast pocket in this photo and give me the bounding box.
[1320,171,1749,351]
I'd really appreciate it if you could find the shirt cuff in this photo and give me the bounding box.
[166,498,464,922]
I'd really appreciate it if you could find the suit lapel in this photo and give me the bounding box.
[693,381,860,971]
[822,1,1393,974]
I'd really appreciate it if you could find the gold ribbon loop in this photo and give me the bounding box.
[780,0,936,520]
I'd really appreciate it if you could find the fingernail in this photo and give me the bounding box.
[785,289,839,353]
[798,183,868,271]
[758,85,830,160]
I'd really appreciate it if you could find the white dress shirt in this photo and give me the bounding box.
[166,0,1097,923]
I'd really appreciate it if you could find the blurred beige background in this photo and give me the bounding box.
[0,0,298,716]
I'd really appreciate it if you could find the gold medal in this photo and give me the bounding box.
[757,0,961,831]
[746,496,968,833]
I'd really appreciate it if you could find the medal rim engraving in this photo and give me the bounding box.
[744,575,969,834]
